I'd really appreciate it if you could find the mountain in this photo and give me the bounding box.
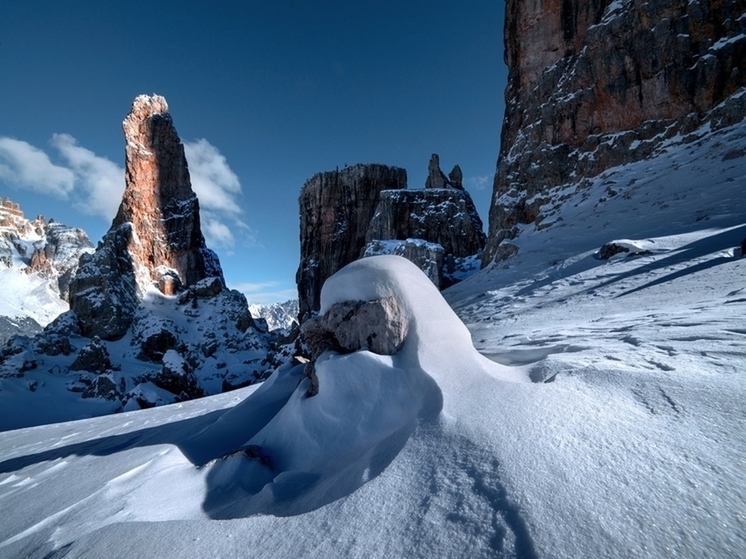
[249,299,299,332]
[1,116,744,555]
[0,197,93,342]
[0,95,278,428]
[485,0,746,261]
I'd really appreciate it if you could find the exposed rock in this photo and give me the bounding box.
[425,154,448,188]
[448,165,464,190]
[117,94,223,292]
[485,0,746,263]
[193,276,224,298]
[0,198,93,309]
[365,189,486,257]
[299,296,407,396]
[67,94,224,339]
[598,243,631,260]
[297,164,407,319]
[68,224,141,340]
[301,297,407,358]
[363,239,445,287]
[82,374,122,401]
[154,349,204,400]
[70,337,112,374]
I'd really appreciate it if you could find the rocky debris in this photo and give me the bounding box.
[82,374,122,401]
[70,337,113,374]
[299,297,408,396]
[365,189,486,258]
[297,164,407,319]
[153,349,204,400]
[485,0,746,263]
[363,239,445,287]
[193,276,225,298]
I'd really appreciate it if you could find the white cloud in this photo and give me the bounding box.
[0,134,255,251]
[465,174,493,191]
[0,137,75,197]
[183,138,257,250]
[184,139,242,215]
[230,281,298,306]
[51,134,125,220]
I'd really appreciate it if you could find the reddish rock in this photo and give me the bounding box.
[485,0,746,262]
[69,94,223,339]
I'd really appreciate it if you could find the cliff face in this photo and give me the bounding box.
[297,164,407,320]
[69,94,223,339]
[366,189,485,258]
[485,0,746,261]
[0,197,94,302]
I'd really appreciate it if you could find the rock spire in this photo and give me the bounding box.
[68,94,222,339]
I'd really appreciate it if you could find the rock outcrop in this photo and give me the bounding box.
[365,189,486,258]
[299,296,408,396]
[298,156,486,310]
[485,0,746,262]
[0,198,93,301]
[69,94,223,339]
[297,164,407,320]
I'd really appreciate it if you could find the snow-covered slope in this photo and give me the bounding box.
[0,119,744,558]
[0,198,93,340]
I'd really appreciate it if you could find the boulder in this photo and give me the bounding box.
[363,239,445,287]
[70,337,112,374]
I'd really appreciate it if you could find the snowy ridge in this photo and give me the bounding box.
[0,199,93,336]
[249,299,299,332]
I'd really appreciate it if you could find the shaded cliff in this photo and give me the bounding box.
[485,0,746,261]
[297,164,408,320]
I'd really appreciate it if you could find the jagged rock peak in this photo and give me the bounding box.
[484,0,746,263]
[425,154,463,189]
[114,93,222,291]
[67,94,223,339]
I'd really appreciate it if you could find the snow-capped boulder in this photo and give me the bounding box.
[301,296,407,358]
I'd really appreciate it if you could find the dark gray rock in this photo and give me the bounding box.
[365,189,486,258]
[363,239,445,287]
[297,164,407,319]
[70,337,113,374]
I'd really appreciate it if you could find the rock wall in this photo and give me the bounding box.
[485,0,746,262]
[365,189,485,258]
[69,94,223,339]
[297,164,407,319]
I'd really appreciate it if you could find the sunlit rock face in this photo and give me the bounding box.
[69,94,223,339]
[485,0,746,262]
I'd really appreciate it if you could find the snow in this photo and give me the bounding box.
[0,118,745,557]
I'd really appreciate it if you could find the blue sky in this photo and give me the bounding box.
[0,1,506,304]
